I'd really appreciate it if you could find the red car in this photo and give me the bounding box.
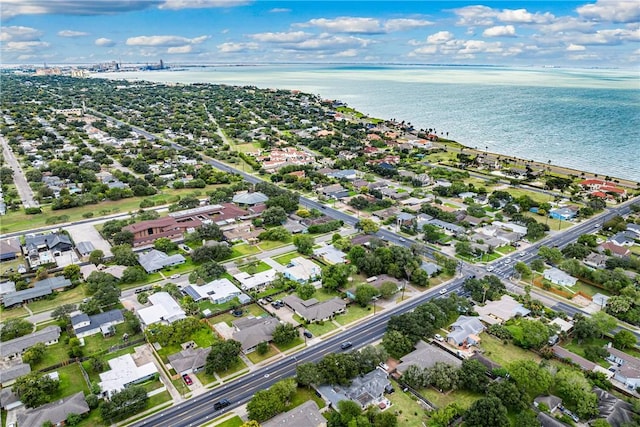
[183,374,193,386]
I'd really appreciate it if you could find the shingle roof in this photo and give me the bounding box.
[0,363,31,384]
[76,241,95,255]
[282,295,345,322]
[17,392,89,427]
[2,277,71,307]
[138,249,185,273]
[232,317,279,351]
[594,387,636,427]
[232,192,269,205]
[0,325,61,358]
[72,309,124,336]
[167,347,211,374]
[262,400,325,427]
[396,341,462,374]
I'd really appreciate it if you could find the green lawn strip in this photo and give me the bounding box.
[31,332,73,371]
[295,316,337,336]
[145,390,173,410]
[421,388,483,410]
[523,211,573,231]
[48,363,91,401]
[257,239,291,251]
[211,415,244,427]
[119,272,164,290]
[104,346,137,361]
[274,337,304,352]
[246,344,279,364]
[155,326,216,362]
[568,280,610,298]
[0,305,29,320]
[76,409,105,427]
[198,297,243,314]
[238,261,272,274]
[228,243,261,259]
[26,285,88,314]
[506,188,554,204]
[141,378,165,393]
[272,251,300,266]
[334,304,374,326]
[171,377,191,396]
[286,387,326,410]
[495,245,516,255]
[562,338,610,368]
[161,259,196,275]
[195,369,219,387]
[386,389,429,427]
[477,333,539,366]
[629,245,640,255]
[82,324,142,355]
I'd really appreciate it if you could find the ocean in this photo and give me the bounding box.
[95,65,640,182]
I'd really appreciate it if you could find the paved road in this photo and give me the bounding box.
[0,135,38,208]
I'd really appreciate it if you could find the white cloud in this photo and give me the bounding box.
[159,0,250,10]
[383,18,433,32]
[496,9,554,24]
[453,5,496,26]
[335,49,358,57]
[568,28,639,45]
[0,26,42,42]
[95,38,115,47]
[577,0,640,23]
[126,35,209,47]
[1,0,157,20]
[537,17,596,34]
[57,30,89,37]
[302,17,383,34]
[483,25,516,37]
[426,31,454,44]
[3,40,50,52]
[408,45,438,56]
[168,45,195,53]
[459,40,504,54]
[453,5,553,26]
[567,43,586,51]
[217,42,258,53]
[250,31,310,43]
[269,8,290,13]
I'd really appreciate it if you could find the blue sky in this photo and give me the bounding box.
[1,0,639,67]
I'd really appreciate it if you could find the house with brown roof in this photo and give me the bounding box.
[123,217,185,247]
[598,242,631,258]
[395,340,462,375]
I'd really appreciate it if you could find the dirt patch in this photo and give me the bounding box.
[570,295,592,307]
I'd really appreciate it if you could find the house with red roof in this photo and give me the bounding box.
[598,242,631,258]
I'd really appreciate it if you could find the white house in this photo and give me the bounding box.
[98,354,158,398]
[544,267,578,287]
[137,292,186,328]
[234,269,277,292]
[283,257,321,283]
[183,278,244,304]
[71,309,124,338]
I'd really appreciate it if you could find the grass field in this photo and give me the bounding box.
[246,344,279,364]
[82,323,142,355]
[26,284,88,314]
[229,243,260,259]
[386,389,429,427]
[303,319,338,336]
[506,188,554,204]
[334,304,375,326]
[477,333,540,366]
[49,363,91,401]
[257,239,291,251]
[422,388,483,410]
[209,303,268,326]
[274,337,304,352]
[287,387,326,410]
[0,304,29,320]
[273,251,300,265]
[235,142,262,154]
[212,416,244,427]
[523,212,573,231]
[238,261,272,274]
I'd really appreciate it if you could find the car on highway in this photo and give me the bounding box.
[340,341,353,350]
[486,265,494,272]
[439,288,448,295]
[214,399,230,411]
[520,252,526,257]
[504,258,511,264]
[182,374,193,386]
[170,274,181,279]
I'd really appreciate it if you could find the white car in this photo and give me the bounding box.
[504,258,511,264]
[434,334,444,342]
[486,265,495,272]
[439,288,448,295]
[170,274,181,279]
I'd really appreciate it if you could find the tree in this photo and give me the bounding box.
[423,224,441,243]
[68,337,84,358]
[89,249,105,265]
[296,362,322,387]
[296,283,316,300]
[538,246,563,265]
[591,311,617,338]
[464,397,509,427]
[338,400,363,425]
[531,258,545,272]
[22,342,46,365]
[458,359,489,393]
[514,262,531,278]
[555,368,599,419]
[112,230,135,246]
[189,261,226,283]
[321,263,353,292]
[573,314,598,342]
[154,237,178,253]
[205,340,242,374]
[100,385,148,422]
[262,206,287,225]
[577,234,598,247]
[66,413,83,427]
[247,378,296,422]
[428,362,459,391]
[121,266,147,284]
[514,319,550,349]
[240,421,261,427]
[13,372,60,408]
[382,330,414,359]
[358,218,380,234]
[273,323,298,345]
[354,284,379,307]
[380,281,398,299]
[562,243,591,260]
[455,241,473,257]
[487,380,529,411]
[91,283,121,309]
[191,245,232,263]
[293,234,314,255]
[0,318,34,341]
[374,410,398,427]
[111,244,138,266]
[63,264,81,281]
[355,345,388,374]
[428,403,463,427]
[508,360,552,398]
[198,223,224,241]
[613,330,636,350]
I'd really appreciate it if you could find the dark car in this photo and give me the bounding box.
[265,296,273,303]
[303,330,313,338]
[214,399,230,411]
[340,341,353,350]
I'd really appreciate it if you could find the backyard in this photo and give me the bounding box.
[386,388,430,427]
[477,333,540,366]
[421,388,483,410]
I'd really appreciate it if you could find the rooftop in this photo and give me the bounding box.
[137,292,186,326]
[262,400,325,427]
[99,353,158,396]
[474,295,530,325]
[17,392,89,427]
[396,340,462,374]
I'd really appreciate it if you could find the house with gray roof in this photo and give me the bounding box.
[232,316,279,353]
[0,281,16,299]
[232,191,269,206]
[0,237,21,261]
[318,368,390,409]
[446,315,485,347]
[2,276,71,308]
[395,340,462,374]
[474,295,530,325]
[428,219,465,234]
[534,395,563,413]
[420,261,442,276]
[0,362,31,386]
[138,249,186,273]
[167,347,211,375]
[262,400,326,427]
[71,309,124,338]
[75,241,95,257]
[313,244,347,264]
[544,267,577,287]
[610,231,636,247]
[282,295,346,323]
[327,169,358,181]
[606,346,640,390]
[1,325,61,360]
[594,387,637,427]
[23,232,72,254]
[537,412,570,427]
[17,391,89,427]
[551,346,596,371]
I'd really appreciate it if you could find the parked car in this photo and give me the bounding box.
[434,334,444,342]
[340,341,353,350]
[170,274,181,279]
[303,330,313,338]
[182,374,193,386]
[265,296,273,303]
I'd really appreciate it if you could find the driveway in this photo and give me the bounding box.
[0,135,38,208]
[65,221,113,257]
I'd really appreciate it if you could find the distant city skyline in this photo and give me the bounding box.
[1,0,639,68]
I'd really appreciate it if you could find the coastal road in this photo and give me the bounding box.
[0,135,38,208]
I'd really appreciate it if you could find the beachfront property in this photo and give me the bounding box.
[183,278,249,305]
[544,267,578,287]
[98,353,158,398]
[0,325,61,361]
[137,292,186,328]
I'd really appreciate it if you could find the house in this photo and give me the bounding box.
[0,281,16,299]
[183,278,244,304]
[428,219,465,234]
[2,277,71,308]
[234,269,277,292]
[446,315,485,347]
[395,340,462,375]
[327,169,358,181]
[71,309,124,338]
[232,191,269,206]
[317,183,349,199]
[75,241,95,258]
[474,295,530,325]
[262,400,326,427]
[594,387,637,427]
[598,242,631,258]
[536,412,569,427]
[0,325,61,360]
[167,347,211,375]
[137,292,186,328]
[551,346,596,371]
[420,261,442,276]
[282,295,346,323]
[318,368,390,409]
[544,267,578,287]
[232,316,280,353]
[549,207,578,221]
[626,223,640,237]
[138,249,186,273]
[283,257,321,283]
[0,237,21,261]
[122,217,184,247]
[17,391,89,427]
[23,232,73,255]
[584,252,608,268]
[534,395,563,413]
[606,346,640,390]
[0,362,31,386]
[313,244,347,264]
[491,221,527,236]
[98,353,158,398]
[610,231,636,246]
[283,218,307,234]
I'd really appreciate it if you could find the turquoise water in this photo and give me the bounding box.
[96,65,640,182]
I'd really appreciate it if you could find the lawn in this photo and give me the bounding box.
[287,387,326,410]
[172,377,191,396]
[82,324,142,356]
[31,333,73,371]
[421,388,483,410]
[119,272,164,290]
[155,325,217,362]
[274,337,304,352]
[49,363,91,401]
[238,261,272,274]
[562,337,610,366]
[257,239,291,251]
[568,280,609,298]
[477,333,540,366]
[334,304,375,326]
[299,317,338,336]
[161,259,197,275]
[198,297,243,316]
[523,212,572,231]
[306,289,340,302]
[0,256,23,275]
[210,304,269,326]
[273,251,300,266]
[386,389,430,427]
[196,358,248,383]
[212,416,244,427]
[0,305,29,320]
[228,243,260,259]
[27,284,88,314]
[506,188,554,204]
[236,142,262,154]
[145,390,172,410]
[495,245,516,255]
[246,344,279,363]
